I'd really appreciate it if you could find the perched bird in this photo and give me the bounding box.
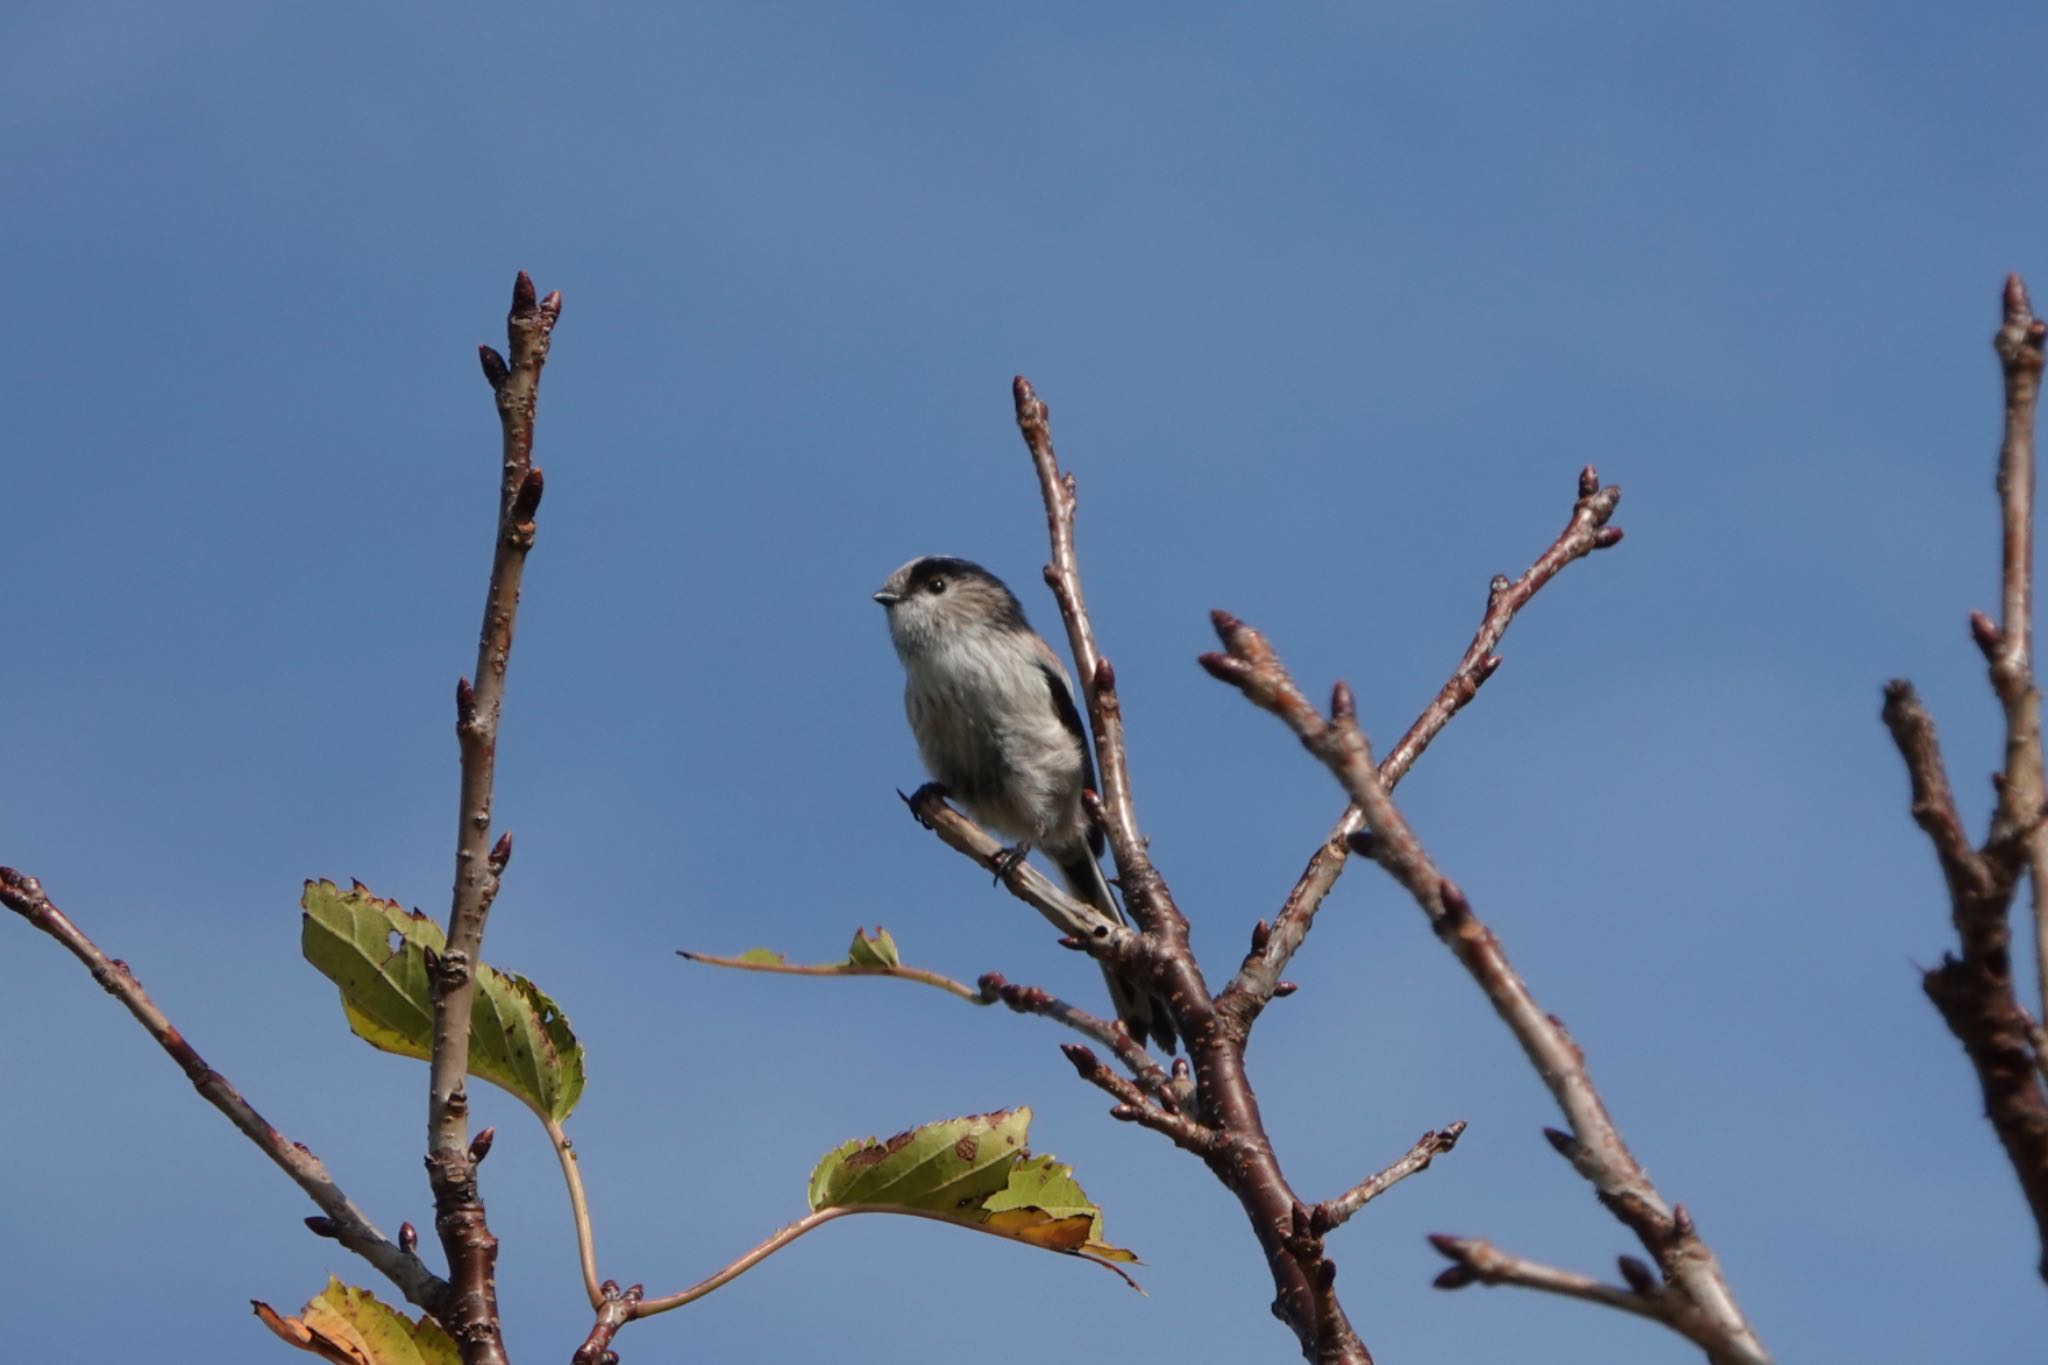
[875,555,1175,1052]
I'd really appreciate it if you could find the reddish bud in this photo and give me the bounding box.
[1250,919,1271,952]
[1209,608,1244,643]
[488,831,513,870]
[1426,1233,1465,1258]
[1056,935,1085,951]
[1488,573,1512,599]
[1579,465,1600,497]
[1477,655,1503,681]
[1309,1204,1333,1235]
[399,1221,417,1253]
[304,1216,340,1239]
[469,1127,496,1163]
[1060,1043,1100,1077]
[1972,611,2003,656]
[1315,1257,1337,1288]
[1330,680,1355,721]
[1434,1265,1478,1290]
[1673,1204,1696,1237]
[1094,657,1116,692]
[1273,981,1299,998]
[511,467,545,522]
[539,290,563,322]
[511,271,538,316]
[1618,1255,1658,1293]
[1542,1127,1578,1159]
[1438,879,1471,918]
[455,677,477,721]
[478,345,509,390]
[1593,526,1625,549]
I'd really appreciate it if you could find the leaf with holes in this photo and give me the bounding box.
[300,879,585,1121]
[253,1277,457,1365]
[808,1107,1139,1284]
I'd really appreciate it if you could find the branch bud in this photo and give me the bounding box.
[1272,981,1299,998]
[1438,878,1472,919]
[488,831,514,871]
[399,1221,417,1253]
[511,467,545,523]
[1672,1203,1696,1237]
[1542,1127,1578,1159]
[1108,1104,1141,1123]
[455,677,477,725]
[469,1127,496,1163]
[511,271,538,316]
[1477,655,1503,682]
[1094,657,1116,692]
[1250,919,1271,952]
[1433,1265,1478,1290]
[1060,1043,1100,1078]
[1330,680,1355,721]
[1971,610,2003,657]
[1346,829,1378,859]
[1315,1257,1337,1288]
[1618,1255,1658,1293]
[1579,465,1600,498]
[1197,651,1244,685]
[1488,573,1512,600]
[304,1216,340,1239]
[1056,935,1085,951]
[1309,1203,1333,1235]
[478,345,509,390]
[1593,526,1625,549]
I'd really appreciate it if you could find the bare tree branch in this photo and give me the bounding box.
[1218,469,1622,1022]
[1201,612,1770,1364]
[678,943,1181,1102]
[1001,378,1370,1365]
[1318,1121,1466,1232]
[0,869,448,1313]
[425,271,560,1365]
[1426,1236,1682,1333]
[1888,273,2048,1281]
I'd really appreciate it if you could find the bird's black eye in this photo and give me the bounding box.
[926,577,947,594]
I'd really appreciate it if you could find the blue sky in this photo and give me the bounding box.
[6,3,2047,1361]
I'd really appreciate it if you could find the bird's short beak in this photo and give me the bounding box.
[872,590,901,606]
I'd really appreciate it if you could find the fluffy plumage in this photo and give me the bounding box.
[875,555,1175,1052]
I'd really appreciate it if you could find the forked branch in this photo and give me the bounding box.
[1885,273,2048,1280]
[0,869,448,1313]
[1202,610,1770,1364]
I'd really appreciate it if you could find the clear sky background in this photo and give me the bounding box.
[6,4,2046,1362]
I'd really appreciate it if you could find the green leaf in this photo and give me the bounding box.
[808,1107,1139,1278]
[734,947,787,966]
[253,1276,458,1365]
[843,926,899,969]
[300,879,585,1122]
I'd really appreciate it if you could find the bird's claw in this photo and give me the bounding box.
[899,783,950,830]
[990,843,1031,885]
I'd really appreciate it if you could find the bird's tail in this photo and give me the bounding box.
[1058,852,1177,1054]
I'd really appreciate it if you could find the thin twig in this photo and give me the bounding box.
[544,1116,603,1311]
[1426,1236,1676,1331]
[425,272,560,1365]
[1201,614,1770,1364]
[633,1202,1140,1320]
[1059,1043,1220,1154]
[979,973,1179,1103]
[1219,469,1621,1022]
[1318,1122,1467,1232]
[0,869,448,1313]
[1889,273,2048,1282]
[678,947,983,1002]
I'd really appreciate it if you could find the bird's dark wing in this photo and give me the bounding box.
[1039,658,1104,858]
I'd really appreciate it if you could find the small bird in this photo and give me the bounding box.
[875,555,1175,1052]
